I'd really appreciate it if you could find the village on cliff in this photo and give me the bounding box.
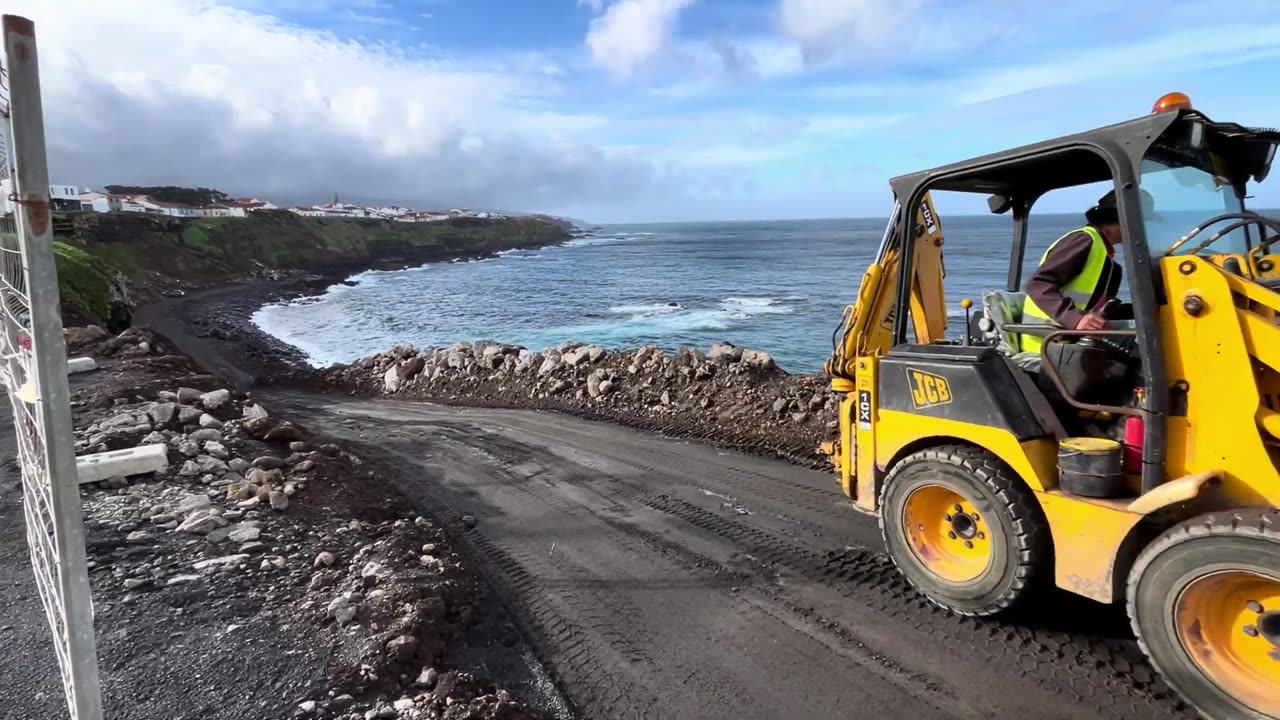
[0,179,504,224]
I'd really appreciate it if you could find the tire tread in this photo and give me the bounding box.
[1125,507,1280,720]
[878,443,1051,617]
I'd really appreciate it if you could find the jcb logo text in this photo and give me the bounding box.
[907,368,951,409]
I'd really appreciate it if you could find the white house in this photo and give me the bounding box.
[229,198,277,213]
[0,179,85,213]
[151,201,199,218]
[79,192,110,213]
[198,205,246,218]
[288,207,326,217]
[108,194,159,213]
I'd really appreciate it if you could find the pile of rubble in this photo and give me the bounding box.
[311,340,841,467]
[61,325,543,720]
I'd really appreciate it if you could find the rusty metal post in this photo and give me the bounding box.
[3,14,104,720]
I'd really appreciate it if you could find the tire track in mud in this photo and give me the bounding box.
[272,394,1198,720]
[437,410,1195,720]
[329,433,668,720]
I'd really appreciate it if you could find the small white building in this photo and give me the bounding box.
[198,205,246,218]
[230,198,277,213]
[151,201,199,218]
[0,179,84,213]
[79,191,110,213]
[288,207,326,217]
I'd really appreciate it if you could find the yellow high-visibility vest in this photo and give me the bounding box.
[1019,226,1110,354]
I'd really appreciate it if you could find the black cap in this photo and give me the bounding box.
[1087,188,1160,224]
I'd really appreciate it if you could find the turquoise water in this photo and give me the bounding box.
[252,214,1097,373]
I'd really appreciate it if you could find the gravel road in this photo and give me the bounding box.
[264,389,1197,720]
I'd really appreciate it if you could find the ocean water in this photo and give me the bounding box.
[252,213,1099,374]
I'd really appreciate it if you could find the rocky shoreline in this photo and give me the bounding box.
[292,339,841,471]
[3,326,561,720]
[130,262,845,474]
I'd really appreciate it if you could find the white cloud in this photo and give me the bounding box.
[778,0,929,62]
[5,0,659,216]
[585,0,696,79]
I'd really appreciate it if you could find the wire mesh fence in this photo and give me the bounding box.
[1,15,104,720]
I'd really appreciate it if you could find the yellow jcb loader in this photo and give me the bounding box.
[824,92,1280,719]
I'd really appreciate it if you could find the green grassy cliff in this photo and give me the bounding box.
[52,210,571,326]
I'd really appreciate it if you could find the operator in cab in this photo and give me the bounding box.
[1018,189,1151,353]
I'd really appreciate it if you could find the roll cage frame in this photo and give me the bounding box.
[884,107,1280,496]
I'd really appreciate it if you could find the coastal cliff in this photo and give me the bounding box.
[52,211,572,327]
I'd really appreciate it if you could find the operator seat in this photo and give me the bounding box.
[980,290,1042,372]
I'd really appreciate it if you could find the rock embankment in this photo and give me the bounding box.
[56,327,544,720]
[309,340,842,469]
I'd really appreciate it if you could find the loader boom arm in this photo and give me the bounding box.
[826,192,949,380]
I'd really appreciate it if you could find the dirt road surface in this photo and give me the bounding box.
[265,389,1195,720]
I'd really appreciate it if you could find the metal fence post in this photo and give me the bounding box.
[2,14,104,720]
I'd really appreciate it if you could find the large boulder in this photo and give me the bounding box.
[708,341,743,365]
[740,349,776,371]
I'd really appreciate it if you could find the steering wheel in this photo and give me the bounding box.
[1076,299,1137,359]
[1165,212,1280,257]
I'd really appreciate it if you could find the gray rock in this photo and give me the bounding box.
[196,455,228,474]
[147,402,178,428]
[125,531,153,544]
[198,414,224,429]
[252,456,286,470]
[123,577,148,590]
[206,526,232,543]
[140,431,167,445]
[177,460,200,477]
[268,491,288,511]
[188,428,221,443]
[178,441,200,458]
[385,634,418,663]
[741,348,776,371]
[292,459,316,474]
[313,551,336,568]
[289,441,310,453]
[242,403,269,420]
[192,554,249,571]
[203,441,229,460]
[228,458,250,474]
[361,561,388,586]
[177,406,202,425]
[417,667,439,689]
[708,341,743,364]
[199,389,231,410]
[239,541,268,554]
[383,366,401,393]
[177,511,223,535]
[177,387,202,404]
[772,397,789,414]
[327,595,357,625]
[227,524,260,543]
[247,468,283,486]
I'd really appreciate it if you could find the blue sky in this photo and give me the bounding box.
[15,0,1280,222]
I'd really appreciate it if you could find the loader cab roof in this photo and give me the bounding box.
[888,107,1280,205]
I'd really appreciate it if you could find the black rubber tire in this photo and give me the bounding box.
[1127,509,1280,720]
[878,444,1051,617]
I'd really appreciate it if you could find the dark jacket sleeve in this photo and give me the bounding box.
[1024,231,1095,329]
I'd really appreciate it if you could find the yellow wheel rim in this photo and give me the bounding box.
[901,484,993,583]
[1175,569,1280,715]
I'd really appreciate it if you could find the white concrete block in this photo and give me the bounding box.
[76,443,169,485]
[67,356,97,374]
